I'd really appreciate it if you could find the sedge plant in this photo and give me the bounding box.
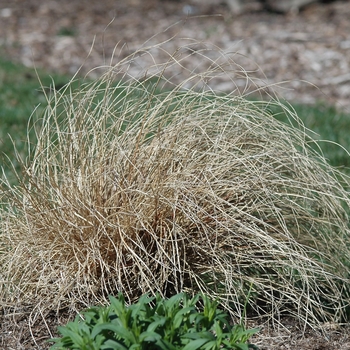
[0,41,350,342]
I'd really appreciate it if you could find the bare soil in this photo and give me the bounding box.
[0,0,350,348]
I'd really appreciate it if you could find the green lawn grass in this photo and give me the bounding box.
[0,57,80,183]
[1,57,350,180]
[272,101,350,173]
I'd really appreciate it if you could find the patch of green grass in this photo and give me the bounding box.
[270,101,350,174]
[0,57,80,183]
[0,59,43,172]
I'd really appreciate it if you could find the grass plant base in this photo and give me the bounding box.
[1,42,350,334]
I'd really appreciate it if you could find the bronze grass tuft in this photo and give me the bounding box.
[1,42,350,330]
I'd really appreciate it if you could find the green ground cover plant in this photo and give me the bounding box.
[50,292,258,350]
[0,42,350,344]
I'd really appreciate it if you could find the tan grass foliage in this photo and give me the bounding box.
[1,41,350,328]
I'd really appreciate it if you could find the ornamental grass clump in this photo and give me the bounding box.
[0,42,350,330]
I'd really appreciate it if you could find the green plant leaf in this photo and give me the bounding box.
[57,327,85,347]
[49,337,72,349]
[155,338,178,350]
[173,306,195,329]
[91,323,119,339]
[114,325,137,345]
[164,293,185,315]
[233,343,250,350]
[146,317,167,332]
[109,294,126,318]
[182,338,210,350]
[185,331,215,342]
[102,339,128,350]
[93,334,106,349]
[139,330,162,342]
[244,328,260,337]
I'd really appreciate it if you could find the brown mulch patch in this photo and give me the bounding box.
[1,0,350,110]
[0,0,350,349]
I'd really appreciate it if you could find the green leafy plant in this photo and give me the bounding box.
[49,293,259,350]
